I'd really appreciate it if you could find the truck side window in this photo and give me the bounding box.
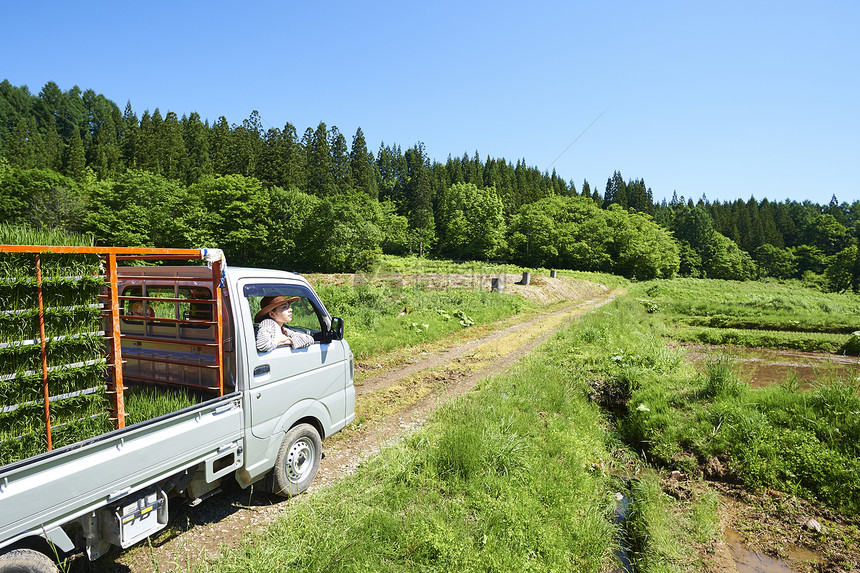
[243,284,327,347]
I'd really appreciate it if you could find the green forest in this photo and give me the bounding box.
[1,80,858,291]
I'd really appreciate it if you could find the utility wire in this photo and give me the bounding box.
[545,107,608,171]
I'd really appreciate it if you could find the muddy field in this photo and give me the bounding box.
[683,344,859,389]
[681,344,860,572]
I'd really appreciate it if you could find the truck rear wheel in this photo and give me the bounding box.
[272,423,322,497]
[0,549,58,573]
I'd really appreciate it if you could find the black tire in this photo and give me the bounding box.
[0,549,58,573]
[272,423,322,498]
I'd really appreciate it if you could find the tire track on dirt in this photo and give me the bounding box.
[315,290,618,487]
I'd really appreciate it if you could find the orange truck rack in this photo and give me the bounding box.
[0,245,226,451]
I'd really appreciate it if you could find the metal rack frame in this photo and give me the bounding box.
[0,245,225,450]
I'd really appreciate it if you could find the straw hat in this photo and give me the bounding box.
[255,295,300,322]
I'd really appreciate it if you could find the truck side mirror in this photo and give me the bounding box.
[327,317,344,342]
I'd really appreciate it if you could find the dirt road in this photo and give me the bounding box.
[93,278,614,572]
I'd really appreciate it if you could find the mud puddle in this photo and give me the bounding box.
[726,528,820,572]
[683,345,858,388]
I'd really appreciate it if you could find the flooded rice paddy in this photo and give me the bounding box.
[683,345,859,388]
[683,345,857,572]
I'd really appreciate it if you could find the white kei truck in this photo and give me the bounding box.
[0,246,355,572]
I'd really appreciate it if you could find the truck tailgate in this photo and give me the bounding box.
[0,393,242,543]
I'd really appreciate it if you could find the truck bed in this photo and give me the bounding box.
[0,391,243,548]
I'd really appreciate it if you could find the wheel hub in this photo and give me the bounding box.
[286,438,314,483]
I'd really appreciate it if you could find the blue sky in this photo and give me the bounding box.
[2,0,857,206]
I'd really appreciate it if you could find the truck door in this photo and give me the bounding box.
[239,281,349,439]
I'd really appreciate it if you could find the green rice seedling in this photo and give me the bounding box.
[0,348,106,406]
[0,223,95,248]
[0,279,39,312]
[124,385,200,426]
[43,305,103,339]
[45,333,105,370]
[0,341,43,373]
[0,371,44,405]
[0,230,116,466]
[49,392,110,427]
[0,390,111,464]
[42,274,102,309]
[0,401,46,442]
[0,428,47,466]
[0,309,37,344]
[47,362,107,396]
[51,413,114,450]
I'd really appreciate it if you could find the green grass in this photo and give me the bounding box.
[618,278,860,513]
[374,254,522,274]
[624,474,720,573]
[203,287,773,572]
[670,325,847,353]
[201,311,624,572]
[373,254,629,290]
[631,278,860,335]
[578,298,860,515]
[314,281,537,360]
[312,257,624,361]
[630,277,860,354]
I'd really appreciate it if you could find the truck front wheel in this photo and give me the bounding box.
[0,549,58,573]
[272,423,322,497]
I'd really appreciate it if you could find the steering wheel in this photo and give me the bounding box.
[299,298,314,314]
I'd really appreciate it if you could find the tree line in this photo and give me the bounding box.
[1,80,858,291]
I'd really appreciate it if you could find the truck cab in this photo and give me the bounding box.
[227,266,355,490]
